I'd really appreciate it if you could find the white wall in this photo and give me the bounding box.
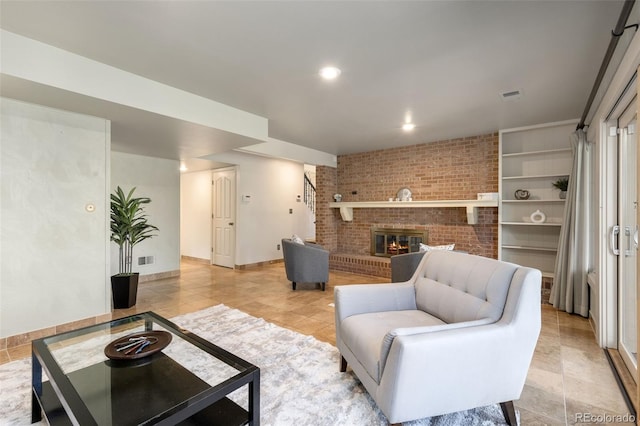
[110,152,180,277]
[236,155,307,265]
[180,170,213,260]
[0,98,110,338]
[192,151,313,266]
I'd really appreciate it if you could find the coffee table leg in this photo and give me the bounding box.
[249,371,260,426]
[31,351,43,423]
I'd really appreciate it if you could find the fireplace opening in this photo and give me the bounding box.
[370,227,428,257]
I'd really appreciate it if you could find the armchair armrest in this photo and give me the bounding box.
[334,283,417,324]
[378,321,536,421]
[297,243,329,261]
[304,242,326,251]
[379,318,493,372]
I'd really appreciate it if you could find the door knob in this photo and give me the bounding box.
[229,222,234,226]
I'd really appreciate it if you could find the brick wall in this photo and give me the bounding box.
[315,165,339,252]
[316,133,499,268]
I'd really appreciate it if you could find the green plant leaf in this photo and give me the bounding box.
[110,186,159,274]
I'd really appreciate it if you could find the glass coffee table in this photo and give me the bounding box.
[31,311,260,425]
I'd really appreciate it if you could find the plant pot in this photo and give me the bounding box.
[111,273,139,309]
[559,190,567,199]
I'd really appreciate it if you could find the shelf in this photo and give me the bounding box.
[502,148,572,158]
[328,199,498,224]
[502,173,570,180]
[502,245,558,252]
[499,120,576,281]
[501,199,565,203]
[500,221,562,227]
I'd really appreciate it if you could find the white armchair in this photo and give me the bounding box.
[335,250,541,425]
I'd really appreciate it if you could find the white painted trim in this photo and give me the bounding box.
[329,200,498,224]
[499,118,580,135]
[587,29,640,348]
[104,119,112,313]
[235,137,337,168]
[599,119,620,348]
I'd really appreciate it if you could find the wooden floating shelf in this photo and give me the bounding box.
[328,200,498,225]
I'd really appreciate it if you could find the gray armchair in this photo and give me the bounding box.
[391,249,467,282]
[335,250,541,425]
[281,238,329,291]
[390,251,426,283]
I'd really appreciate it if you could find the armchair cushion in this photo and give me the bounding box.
[414,251,516,323]
[419,243,455,251]
[291,234,305,244]
[341,310,445,383]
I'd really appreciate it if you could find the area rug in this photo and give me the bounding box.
[0,304,511,425]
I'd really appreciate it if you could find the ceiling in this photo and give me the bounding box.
[0,1,626,164]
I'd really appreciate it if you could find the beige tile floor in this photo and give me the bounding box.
[1,259,633,425]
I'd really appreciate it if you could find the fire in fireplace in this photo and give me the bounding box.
[370,227,428,257]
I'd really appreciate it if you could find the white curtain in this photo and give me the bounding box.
[550,129,591,317]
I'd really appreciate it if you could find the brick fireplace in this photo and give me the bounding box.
[315,132,499,279]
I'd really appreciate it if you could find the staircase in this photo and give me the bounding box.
[304,172,316,214]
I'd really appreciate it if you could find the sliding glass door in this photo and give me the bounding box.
[617,98,638,377]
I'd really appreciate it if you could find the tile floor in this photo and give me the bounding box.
[1,259,633,425]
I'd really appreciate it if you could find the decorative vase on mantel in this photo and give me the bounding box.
[559,190,567,200]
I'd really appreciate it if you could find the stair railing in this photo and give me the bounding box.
[304,173,316,214]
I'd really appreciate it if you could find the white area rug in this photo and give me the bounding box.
[0,305,510,425]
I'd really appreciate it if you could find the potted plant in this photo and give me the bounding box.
[110,186,158,308]
[552,177,569,199]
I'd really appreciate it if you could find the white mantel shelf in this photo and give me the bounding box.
[329,199,498,225]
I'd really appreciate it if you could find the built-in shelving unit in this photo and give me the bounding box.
[499,119,577,278]
[329,199,498,224]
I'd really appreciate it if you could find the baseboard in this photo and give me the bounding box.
[235,259,284,270]
[139,269,180,282]
[180,255,211,265]
[180,255,284,270]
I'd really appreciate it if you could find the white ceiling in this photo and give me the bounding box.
[0,1,625,163]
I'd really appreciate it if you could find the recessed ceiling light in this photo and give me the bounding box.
[402,123,416,131]
[319,66,341,80]
[179,163,188,172]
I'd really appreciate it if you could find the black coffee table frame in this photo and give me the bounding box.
[31,311,260,425]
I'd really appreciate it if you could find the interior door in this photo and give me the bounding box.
[212,168,236,268]
[617,98,638,378]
